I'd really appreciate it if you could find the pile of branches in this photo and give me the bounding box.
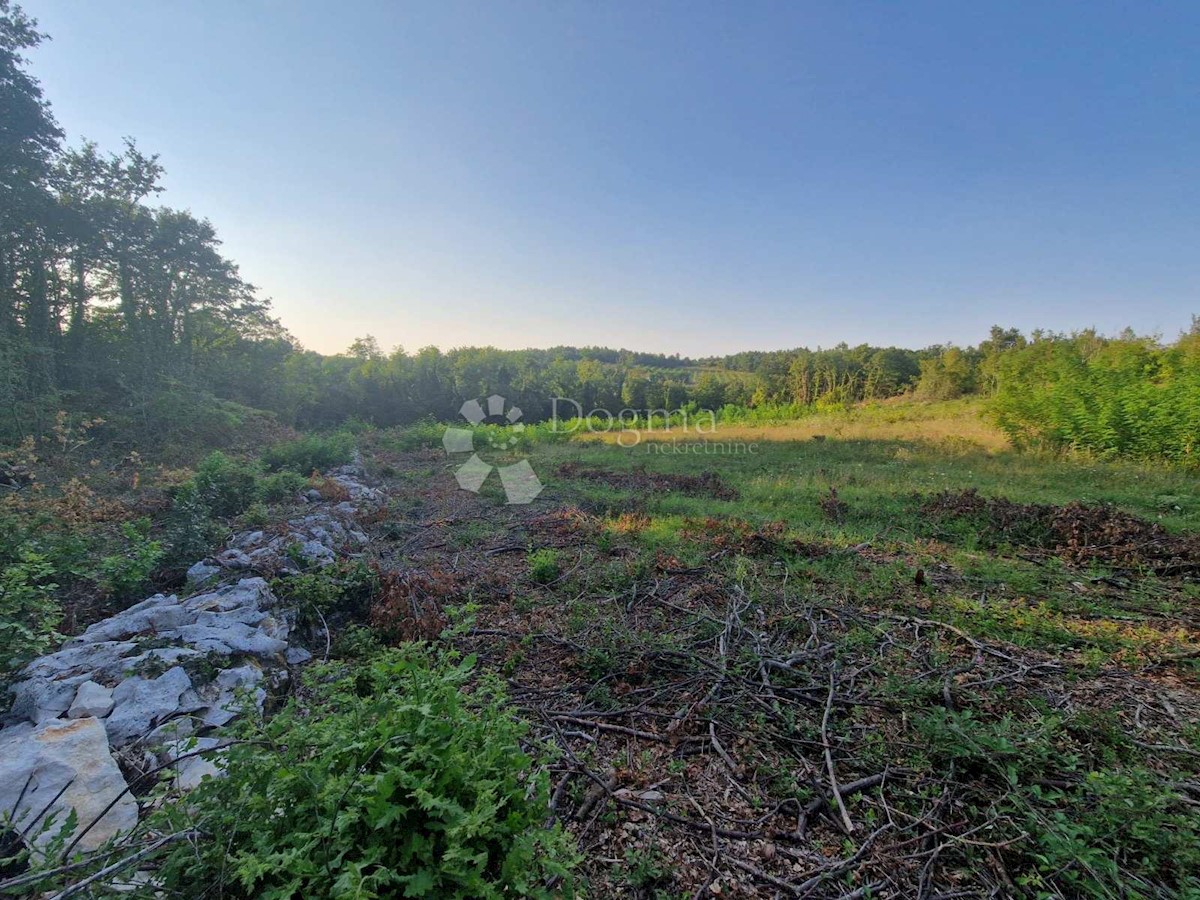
[922,488,1200,574]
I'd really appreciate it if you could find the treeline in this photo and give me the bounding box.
[281,334,1008,429]
[0,2,292,443]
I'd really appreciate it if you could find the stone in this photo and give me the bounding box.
[72,596,189,643]
[161,735,229,790]
[175,619,288,657]
[0,717,138,853]
[298,540,335,566]
[105,666,193,748]
[286,647,313,665]
[202,664,265,727]
[216,548,252,569]
[233,530,264,550]
[186,561,221,587]
[6,676,80,725]
[67,680,114,719]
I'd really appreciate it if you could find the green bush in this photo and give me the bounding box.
[261,432,354,474]
[0,548,62,683]
[163,482,224,570]
[192,451,261,518]
[152,647,578,898]
[528,548,560,584]
[990,329,1200,463]
[96,518,163,601]
[257,470,306,502]
[271,560,377,626]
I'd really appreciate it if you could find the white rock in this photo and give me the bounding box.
[0,717,138,853]
[68,681,114,719]
[73,597,189,643]
[6,676,80,725]
[298,540,335,566]
[161,735,229,790]
[186,561,221,587]
[286,647,312,665]
[202,664,265,727]
[216,548,252,569]
[105,666,193,748]
[233,530,265,550]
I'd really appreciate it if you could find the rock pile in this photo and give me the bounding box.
[0,458,383,855]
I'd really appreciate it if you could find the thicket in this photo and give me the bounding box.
[990,325,1200,463]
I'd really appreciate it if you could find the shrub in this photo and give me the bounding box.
[271,561,378,626]
[989,329,1200,463]
[261,431,354,474]
[96,518,163,601]
[162,482,224,569]
[257,470,306,502]
[528,548,560,584]
[152,648,578,898]
[240,501,271,529]
[192,451,261,518]
[0,548,62,683]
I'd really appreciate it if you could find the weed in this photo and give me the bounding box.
[528,548,560,584]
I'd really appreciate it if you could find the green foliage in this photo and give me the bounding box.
[191,451,261,518]
[271,560,378,626]
[261,432,354,474]
[528,548,560,584]
[162,481,224,569]
[0,547,62,682]
[95,518,163,601]
[330,622,383,659]
[239,500,271,529]
[916,347,977,401]
[257,470,306,502]
[917,708,1200,898]
[990,327,1200,463]
[152,647,578,898]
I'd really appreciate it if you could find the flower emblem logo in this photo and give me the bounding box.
[442,395,543,504]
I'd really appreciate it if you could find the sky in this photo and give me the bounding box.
[24,1,1200,357]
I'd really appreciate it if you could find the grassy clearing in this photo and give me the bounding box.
[352,402,1200,898]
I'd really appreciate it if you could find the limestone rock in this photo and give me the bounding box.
[186,561,221,587]
[0,717,138,853]
[67,680,114,719]
[105,666,193,748]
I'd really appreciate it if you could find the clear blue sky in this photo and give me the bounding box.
[26,1,1200,356]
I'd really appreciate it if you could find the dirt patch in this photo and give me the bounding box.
[556,462,739,500]
[922,488,1200,573]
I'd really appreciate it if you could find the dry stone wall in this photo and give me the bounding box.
[0,458,384,854]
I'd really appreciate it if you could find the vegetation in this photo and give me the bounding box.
[991,325,1200,462]
[149,648,578,899]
